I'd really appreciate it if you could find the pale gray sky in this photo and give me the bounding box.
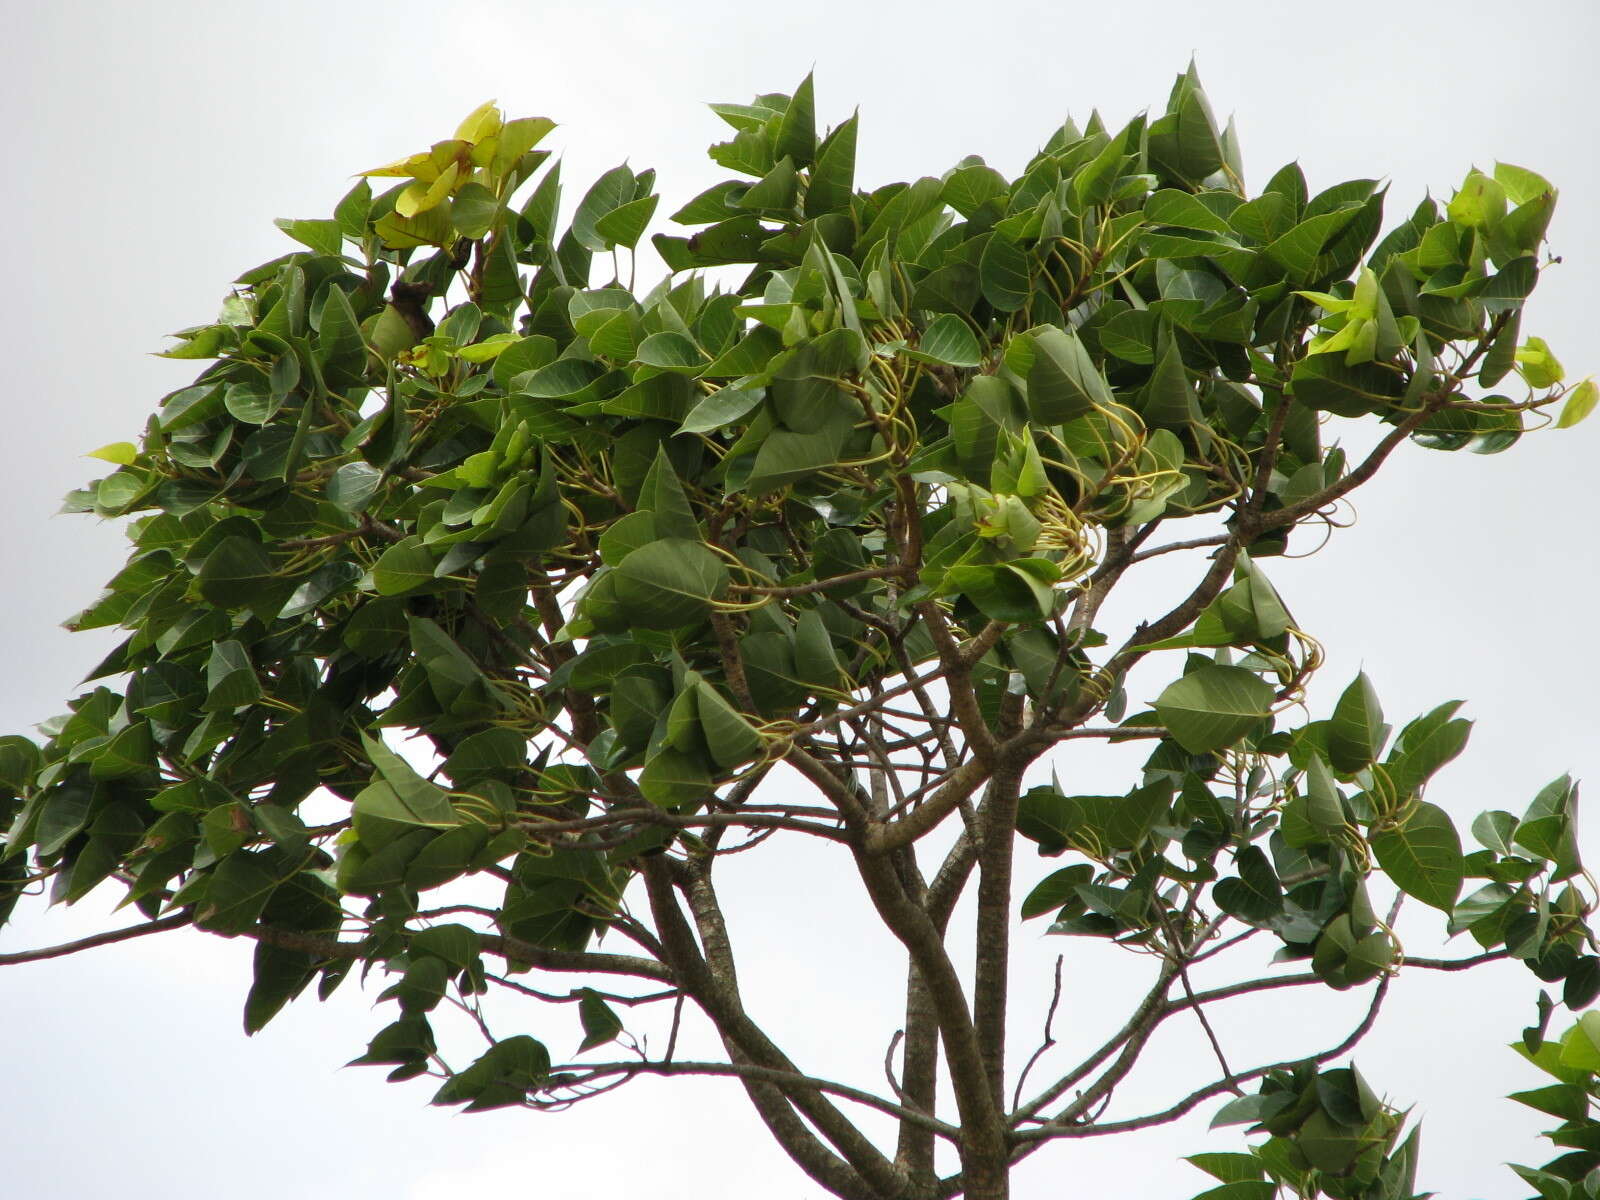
[2,2,1597,1197]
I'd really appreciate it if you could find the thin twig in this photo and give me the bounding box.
[1011,956,1065,1111]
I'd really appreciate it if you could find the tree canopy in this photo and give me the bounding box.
[2,68,1598,1200]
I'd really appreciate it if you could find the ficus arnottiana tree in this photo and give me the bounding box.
[4,68,1600,1200]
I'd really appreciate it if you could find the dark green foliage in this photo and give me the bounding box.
[2,73,1594,1200]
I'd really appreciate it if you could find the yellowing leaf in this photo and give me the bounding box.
[1447,169,1507,230]
[395,162,461,218]
[1494,161,1554,207]
[1515,336,1565,388]
[394,181,430,219]
[1556,379,1598,429]
[454,101,503,145]
[1351,267,1379,320]
[359,149,435,179]
[1294,290,1353,313]
[86,441,139,465]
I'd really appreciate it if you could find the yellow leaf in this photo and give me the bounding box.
[424,140,471,180]
[87,441,139,465]
[454,101,503,145]
[470,133,500,170]
[359,149,434,180]
[394,180,430,219]
[421,161,461,212]
[395,162,461,219]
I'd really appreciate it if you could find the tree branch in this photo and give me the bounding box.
[553,1058,960,1140]
[639,859,906,1200]
[1014,973,1394,1144]
[0,913,192,965]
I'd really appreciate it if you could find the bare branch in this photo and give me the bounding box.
[1015,974,1394,1144]
[1011,956,1065,1111]
[551,1058,961,1139]
[0,913,192,965]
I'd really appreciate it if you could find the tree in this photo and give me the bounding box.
[1,68,1597,1200]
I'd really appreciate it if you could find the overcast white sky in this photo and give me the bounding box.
[2,2,1597,1197]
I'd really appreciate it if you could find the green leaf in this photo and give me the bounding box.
[634,331,706,373]
[334,178,372,240]
[639,745,712,808]
[1213,846,1283,926]
[1509,1083,1589,1123]
[1471,809,1519,855]
[1386,702,1471,797]
[314,285,367,386]
[942,561,1058,623]
[195,850,281,934]
[909,315,982,368]
[1495,161,1554,206]
[593,194,659,249]
[694,680,763,770]
[1141,326,1196,429]
[275,218,343,257]
[327,462,383,512]
[611,539,729,630]
[1021,864,1095,918]
[1301,755,1346,833]
[412,924,481,969]
[702,325,782,377]
[350,1014,436,1072]
[737,157,798,212]
[578,989,624,1052]
[793,608,844,691]
[1154,665,1275,754]
[356,731,462,829]
[88,721,154,780]
[198,536,276,608]
[1372,801,1465,911]
[979,233,1031,312]
[0,736,40,793]
[636,448,700,542]
[746,424,850,494]
[245,941,321,1034]
[1146,190,1233,234]
[1184,1153,1266,1184]
[679,385,765,435]
[432,1035,550,1112]
[805,113,857,217]
[1559,1013,1600,1073]
[204,639,262,710]
[943,162,1008,217]
[571,164,637,252]
[1328,672,1386,773]
[773,73,817,167]
[1024,326,1113,423]
[372,537,437,595]
[1264,207,1361,280]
